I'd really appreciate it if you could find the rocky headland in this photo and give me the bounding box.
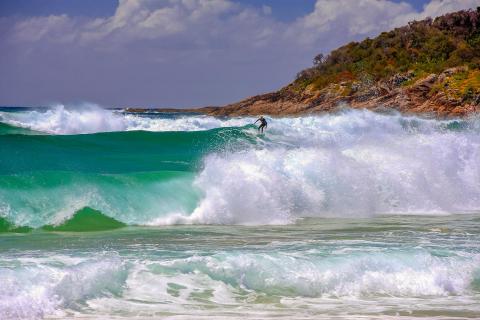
[127,8,480,118]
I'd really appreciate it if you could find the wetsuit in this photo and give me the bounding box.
[256,117,268,133]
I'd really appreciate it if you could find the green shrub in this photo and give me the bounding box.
[295,8,480,92]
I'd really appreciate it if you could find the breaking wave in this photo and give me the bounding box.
[1,248,479,319]
[1,106,480,226]
[0,103,253,134]
[0,257,128,319]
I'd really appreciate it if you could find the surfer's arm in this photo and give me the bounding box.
[254,119,260,124]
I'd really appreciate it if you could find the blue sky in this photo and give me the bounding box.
[0,0,118,17]
[0,0,433,19]
[0,0,477,107]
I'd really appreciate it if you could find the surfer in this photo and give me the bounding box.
[255,116,268,133]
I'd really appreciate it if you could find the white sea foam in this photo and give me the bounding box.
[0,258,127,320]
[123,113,253,132]
[161,250,480,297]
[0,104,127,134]
[3,249,477,319]
[154,110,480,224]
[1,103,478,137]
[0,103,253,134]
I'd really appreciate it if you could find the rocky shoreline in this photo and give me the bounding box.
[207,67,480,118]
[126,67,480,118]
[127,8,480,118]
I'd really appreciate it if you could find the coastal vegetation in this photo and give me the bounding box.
[130,8,480,117]
[295,7,480,102]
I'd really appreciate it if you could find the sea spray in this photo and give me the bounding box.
[0,104,254,134]
[0,104,127,134]
[0,257,128,319]
[186,128,480,224]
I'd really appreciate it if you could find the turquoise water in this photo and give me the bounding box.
[0,106,479,319]
[1,216,479,319]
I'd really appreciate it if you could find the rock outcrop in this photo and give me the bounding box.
[205,8,480,118]
[128,8,480,118]
[205,67,480,117]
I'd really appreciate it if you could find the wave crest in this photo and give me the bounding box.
[1,108,480,225]
[0,103,253,134]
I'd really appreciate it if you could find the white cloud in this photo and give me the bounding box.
[9,0,479,48]
[392,0,480,27]
[289,0,479,47]
[12,14,75,43]
[10,0,248,45]
[422,0,479,17]
[287,0,414,46]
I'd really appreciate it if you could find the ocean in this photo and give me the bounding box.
[0,105,479,319]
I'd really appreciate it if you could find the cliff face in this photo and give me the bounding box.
[207,8,480,117]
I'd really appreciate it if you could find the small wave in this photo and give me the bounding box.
[42,207,126,232]
[0,217,32,233]
[0,208,125,232]
[160,250,480,298]
[0,257,128,319]
[0,103,127,134]
[0,123,40,136]
[1,247,478,319]
[0,171,201,228]
[0,103,254,134]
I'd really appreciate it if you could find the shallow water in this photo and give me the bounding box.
[1,215,479,319]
